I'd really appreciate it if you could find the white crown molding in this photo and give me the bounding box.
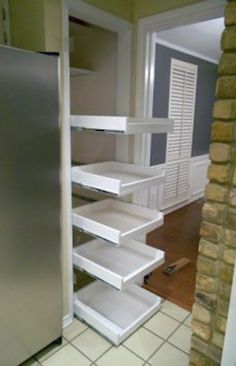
[138,0,226,30]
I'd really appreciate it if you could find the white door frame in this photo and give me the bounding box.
[134,0,225,166]
[61,0,132,324]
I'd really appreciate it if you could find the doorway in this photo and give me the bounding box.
[141,15,224,310]
[134,0,225,205]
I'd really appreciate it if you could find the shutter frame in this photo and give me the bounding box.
[163,58,197,209]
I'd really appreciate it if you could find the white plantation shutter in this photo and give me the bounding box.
[177,159,190,197]
[163,159,190,207]
[167,59,198,161]
[163,58,197,208]
[163,162,179,205]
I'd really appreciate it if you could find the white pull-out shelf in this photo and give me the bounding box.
[72,199,163,244]
[71,115,173,134]
[73,239,164,290]
[72,161,165,195]
[74,281,161,345]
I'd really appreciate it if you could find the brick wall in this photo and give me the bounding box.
[189,2,236,365]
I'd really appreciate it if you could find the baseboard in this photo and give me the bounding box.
[163,199,190,215]
[190,190,205,203]
[63,313,73,329]
[163,192,204,215]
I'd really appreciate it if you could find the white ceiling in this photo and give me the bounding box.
[156,17,224,63]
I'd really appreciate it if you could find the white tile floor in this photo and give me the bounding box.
[22,300,192,366]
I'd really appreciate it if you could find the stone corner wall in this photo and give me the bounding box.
[189,2,236,365]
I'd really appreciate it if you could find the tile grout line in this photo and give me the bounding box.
[99,308,177,364]
[160,308,190,323]
[166,340,190,356]
[64,325,89,342]
[164,310,192,356]
[121,325,167,363]
[122,343,147,362]
[144,310,192,364]
[65,320,115,365]
[35,338,68,364]
[139,335,165,365]
[92,344,113,364]
[39,307,192,365]
[69,339,94,363]
[144,309,191,339]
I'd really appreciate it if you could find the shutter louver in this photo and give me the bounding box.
[163,58,197,209]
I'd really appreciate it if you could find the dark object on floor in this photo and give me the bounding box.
[53,337,63,346]
[144,199,203,310]
[144,273,152,284]
[163,258,191,275]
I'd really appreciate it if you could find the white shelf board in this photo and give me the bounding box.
[72,161,165,196]
[70,115,174,134]
[72,198,163,244]
[73,238,164,290]
[70,67,94,77]
[74,281,161,345]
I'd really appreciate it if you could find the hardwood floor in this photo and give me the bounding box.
[144,199,204,311]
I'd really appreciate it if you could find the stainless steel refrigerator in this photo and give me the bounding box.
[0,45,62,366]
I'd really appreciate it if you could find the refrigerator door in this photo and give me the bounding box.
[0,46,61,366]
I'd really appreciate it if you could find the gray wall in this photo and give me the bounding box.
[151,43,218,166]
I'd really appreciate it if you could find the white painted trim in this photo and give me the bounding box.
[133,31,156,169]
[163,198,191,215]
[149,155,208,211]
[221,261,236,366]
[138,0,225,29]
[189,190,205,202]
[148,163,166,170]
[156,38,219,65]
[191,154,210,166]
[190,154,209,200]
[133,163,166,208]
[62,0,132,319]
[135,0,225,168]
[162,191,205,215]
[162,190,204,215]
[133,31,155,202]
[134,154,208,211]
[63,313,73,329]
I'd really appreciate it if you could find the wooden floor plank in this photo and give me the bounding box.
[144,199,203,311]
